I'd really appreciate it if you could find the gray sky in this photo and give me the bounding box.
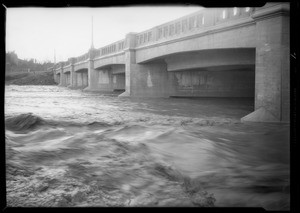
[6,6,202,63]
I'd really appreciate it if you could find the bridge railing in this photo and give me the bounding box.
[55,7,253,65]
[136,28,156,46]
[54,65,61,72]
[64,61,71,67]
[95,39,125,58]
[214,7,253,24]
[54,63,61,69]
[135,7,253,47]
[75,53,89,64]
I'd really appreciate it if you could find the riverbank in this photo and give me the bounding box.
[5,71,56,85]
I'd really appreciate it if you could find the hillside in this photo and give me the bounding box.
[5,71,57,85]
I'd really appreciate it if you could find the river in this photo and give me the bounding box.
[5,85,290,209]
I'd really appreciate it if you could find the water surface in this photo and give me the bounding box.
[5,85,290,209]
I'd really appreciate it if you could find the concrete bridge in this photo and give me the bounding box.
[51,2,290,123]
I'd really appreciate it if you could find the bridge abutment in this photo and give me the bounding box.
[242,3,290,123]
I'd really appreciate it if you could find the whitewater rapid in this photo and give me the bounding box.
[5,86,290,209]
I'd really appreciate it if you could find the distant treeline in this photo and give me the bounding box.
[6,51,54,73]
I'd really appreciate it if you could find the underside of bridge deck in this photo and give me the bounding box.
[122,48,255,100]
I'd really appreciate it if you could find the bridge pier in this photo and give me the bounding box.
[85,67,126,92]
[67,58,77,89]
[86,49,97,91]
[85,62,126,92]
[58,64,67,87]
[65,72,71,86]
[242,3,290,123]
[53,72,59,84]
[55,73,60,84]
[123,62,176,97]
[119,33,136,97]
[75,71,88,89]
[119,33,175,97]
[97,69,114,91]
[112,73,125,91]
[84,49,113,91]
[76,72,83,87]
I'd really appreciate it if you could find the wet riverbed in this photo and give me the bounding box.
[5,85,290,209]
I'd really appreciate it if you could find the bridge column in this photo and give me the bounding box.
[55,66,60,84]
[55,67,60,84]
[53,72,58,84]
[83,48,98,91]
[56,73,60,84]
[51,67,57,84]
[119,33,137,97]
[77,73,83,88]
[68,58,77,89]
[59,63,67,87]
[96,68,114,92]
[54,72,57,84]
[119,33,176,97]
[242,3,290,123]
[112,73,125,91]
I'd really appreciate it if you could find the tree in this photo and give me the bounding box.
[6,51,19,72]
[6,51,18,65]
[6,51,55,73]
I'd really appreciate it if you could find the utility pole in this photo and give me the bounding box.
[54,49,56,64]
[91,16,94,49]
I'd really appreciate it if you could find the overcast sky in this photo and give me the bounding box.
[6,6,202,63]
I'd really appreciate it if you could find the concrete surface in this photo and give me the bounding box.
[53,3,290,122]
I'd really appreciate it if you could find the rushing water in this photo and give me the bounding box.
[5,85,290,209]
